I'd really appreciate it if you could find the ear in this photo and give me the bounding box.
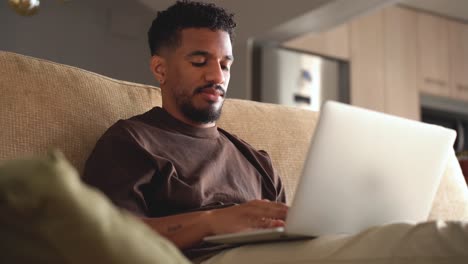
[150,55,167,85]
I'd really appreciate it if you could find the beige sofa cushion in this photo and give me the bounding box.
[0,51,162,173]
[0,51,467,220]
[0,150,189,264]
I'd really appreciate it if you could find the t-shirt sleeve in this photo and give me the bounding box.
[258,150,287,203]
[219,129,287,204]
[82,122,155,216]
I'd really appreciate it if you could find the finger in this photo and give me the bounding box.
[253,204,288,220]
[256,200,289,210]
[268,219,285,228]
[253,218,286,229]
[248,200,289,212]
[254,217,271,229]
[238,200,288,221]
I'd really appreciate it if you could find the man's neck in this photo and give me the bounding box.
[161,104,216,129]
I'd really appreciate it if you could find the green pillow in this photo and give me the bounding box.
[0,150,189,264]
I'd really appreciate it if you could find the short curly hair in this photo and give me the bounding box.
[148,0,236,56]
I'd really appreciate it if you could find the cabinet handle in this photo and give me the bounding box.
[424,77,446,87]
[456,84,468,92]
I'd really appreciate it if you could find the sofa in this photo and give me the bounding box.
[1,51,468,263]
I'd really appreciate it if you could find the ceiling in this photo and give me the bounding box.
[400,0,468,23]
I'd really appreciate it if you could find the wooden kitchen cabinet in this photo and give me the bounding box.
[280,5,467,120]
[449,20,468,101]
[349,6,419,120]
[383,6,419,120]
[417,12,451,97]
[349,9,385,112]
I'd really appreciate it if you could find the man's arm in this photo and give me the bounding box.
[141,199,288,249]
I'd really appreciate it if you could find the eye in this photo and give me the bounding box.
[221,64,231,72]
[190,55,207,67]
[191,61,206,67]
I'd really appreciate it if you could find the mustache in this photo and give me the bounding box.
[194,83,226,96]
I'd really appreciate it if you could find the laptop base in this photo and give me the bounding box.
[203,227,315,245]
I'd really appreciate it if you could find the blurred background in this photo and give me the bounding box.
[2,0,467,179]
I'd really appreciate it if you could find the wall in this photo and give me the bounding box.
[1,0,157,86]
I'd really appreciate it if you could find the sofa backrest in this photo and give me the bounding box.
[0,51,317,202]
[1,51,467,220]
[0,51,162,174]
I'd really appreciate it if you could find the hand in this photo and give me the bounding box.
[206,199,289,235]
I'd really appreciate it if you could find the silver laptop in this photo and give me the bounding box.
[204,101,457,245]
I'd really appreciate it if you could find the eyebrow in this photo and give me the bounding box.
[185,50,234,61]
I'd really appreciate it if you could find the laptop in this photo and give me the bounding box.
[204,101,457,245]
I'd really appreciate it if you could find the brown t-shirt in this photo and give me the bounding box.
[82,107,286,257]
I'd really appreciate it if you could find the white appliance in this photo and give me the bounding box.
[256,46,349,111]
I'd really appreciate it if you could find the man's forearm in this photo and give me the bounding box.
[140,210,214,250]
[140,200,288,250]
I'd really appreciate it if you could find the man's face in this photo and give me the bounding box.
[162,28,233,124]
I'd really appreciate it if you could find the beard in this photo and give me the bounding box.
[176,84,225,124]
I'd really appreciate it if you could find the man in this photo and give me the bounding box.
[83,0,287,259]
[84,1,468,263]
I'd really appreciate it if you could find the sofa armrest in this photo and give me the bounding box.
[429,151,468,221]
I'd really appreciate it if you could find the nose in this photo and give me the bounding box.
[204,62,226,85]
